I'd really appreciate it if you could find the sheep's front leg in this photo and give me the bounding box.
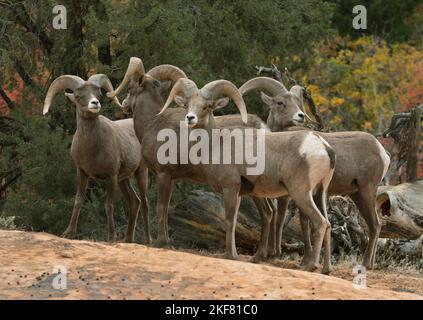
[136,165,152,244]
[105,175,118,242]
[62,168,89,239]
[119,179,140,243]
[223,188,241,260]
[156,173,173,246]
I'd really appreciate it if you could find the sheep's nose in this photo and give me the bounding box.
[298,113,305,119]
[186,115,195,122]
[91,100,99,105]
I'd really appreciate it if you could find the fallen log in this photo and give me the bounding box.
[376,181,423,239]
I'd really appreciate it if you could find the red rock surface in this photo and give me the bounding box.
[0,230,420,300]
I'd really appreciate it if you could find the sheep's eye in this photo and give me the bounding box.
[203,106,208,111]
[277,101,284,106]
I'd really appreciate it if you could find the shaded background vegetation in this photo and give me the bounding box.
[0,0,422,241]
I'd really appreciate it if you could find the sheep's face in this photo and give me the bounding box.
[174,94,230,128]
[67,84,103,114]
[262,92,305,131]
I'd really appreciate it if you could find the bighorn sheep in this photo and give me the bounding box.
[144,77,336,272]
[239,77,391,269]
[43,74,152,244]
[107,58,275,258]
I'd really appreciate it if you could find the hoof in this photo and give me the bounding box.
[322,266,333,275]
[362,262,373,270]
[224,253,239,260]
[301,262,320,272]
[251,253,266,263]
[144,236,153,245]
[108,234,117,243]
[61,229,76,239]
[300,256,313,266]
[154,239,170,248]
[123,237,134,243]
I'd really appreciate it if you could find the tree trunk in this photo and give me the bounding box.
[406,107,422,182]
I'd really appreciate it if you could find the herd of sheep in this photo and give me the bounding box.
[42,57,390,274]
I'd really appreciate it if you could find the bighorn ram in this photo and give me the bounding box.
[107,58,275,259]
[43,74,152,244]
[239,77,391,269]
[145,77,336,272]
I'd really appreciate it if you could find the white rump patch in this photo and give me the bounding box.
[299,133,333,188]
[376,140,391,177]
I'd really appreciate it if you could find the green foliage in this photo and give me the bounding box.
[1,1,421,241]
[0,110,130,240]
[329,0,422,42]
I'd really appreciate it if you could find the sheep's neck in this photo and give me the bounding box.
[77,109,100,121]
[202,113,217,134]
[133,93,164,139]
[75,110,102,140]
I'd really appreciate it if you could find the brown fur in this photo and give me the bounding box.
[141,83,335,272]
[266,88,390,270]
[43,79,152,244]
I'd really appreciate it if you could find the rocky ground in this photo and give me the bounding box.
[0,230,421,300]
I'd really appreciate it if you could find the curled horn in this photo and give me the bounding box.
[158,78,198,115]
[87,74,122,107]
[107,57,145,98]
[201,80,248,124]
[290,85,314,122]
[147,64,187,82]
[43,75,85,115]
[239,76,288,96]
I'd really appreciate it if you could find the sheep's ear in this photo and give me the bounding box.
[174,95,186,107]
[159,80,172,94]
[65,92,77,103]
[213,97,230,110]
[260,91,273,108]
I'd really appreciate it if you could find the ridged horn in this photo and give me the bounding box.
[107,57,145,98]
[147,64,187,82]
[87,74,122,107]
[158,78,198,115]
[239,76,288,96]
[43,75,85,115]
[200,80,248,124]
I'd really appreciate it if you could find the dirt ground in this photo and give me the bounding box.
[0,230,421,300]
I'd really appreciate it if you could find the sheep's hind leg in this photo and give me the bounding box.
[119,179,140,243]
[314,188,332,275]
[251,197,272,263]
[136,165,152,244]
[155,173,173,246]
[290,191,328,272]
[299,213,313,266]
[223,188,241,260]
[62,168,89,239]
[105,175,118,242]
[351,188,381,270]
